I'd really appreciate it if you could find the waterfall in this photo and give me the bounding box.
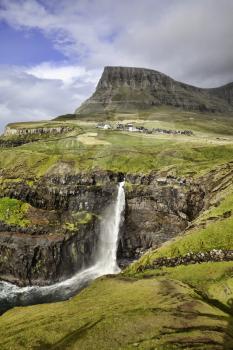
[0,182,125,314]
[95,180,125,274]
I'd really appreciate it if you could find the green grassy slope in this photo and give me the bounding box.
[0,197,30,227]
[0,273,233,350]
[1,109,233,178]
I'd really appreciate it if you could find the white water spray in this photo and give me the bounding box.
[0,182,125,313]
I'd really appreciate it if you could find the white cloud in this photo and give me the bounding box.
[0,65,99,133]
[27,62,101,85]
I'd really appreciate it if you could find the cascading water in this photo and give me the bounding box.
[95,180,125,274]
[0,182,125,314]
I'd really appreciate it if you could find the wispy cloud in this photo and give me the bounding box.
[27,62,101,85]
[0,64,99,132]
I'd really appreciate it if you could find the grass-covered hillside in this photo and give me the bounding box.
[0,264,233,349]
[1,108,233,179]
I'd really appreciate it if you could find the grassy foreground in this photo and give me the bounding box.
[0,270,233,350]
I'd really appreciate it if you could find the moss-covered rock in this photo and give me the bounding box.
[0,197,30,227]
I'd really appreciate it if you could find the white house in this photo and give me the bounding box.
[103,124,111,130]
[126,123,138,132]
[96,123,111,130]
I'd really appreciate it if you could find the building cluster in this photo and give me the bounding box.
[96,122,193,136]
[153,128,193,136]
[95,123,112,130]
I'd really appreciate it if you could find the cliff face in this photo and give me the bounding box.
[119,174,205,262]
[0,161,231,286]
[0,172,120,286]
[0,220,99,286]
[76,66,233,114]
[4,126,72,137]
[0,170,205,286]
[207,82,233,105]
[1,125,74,148]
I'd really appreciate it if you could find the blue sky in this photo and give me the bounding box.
[0,22,66,65]
[0,0,232,132]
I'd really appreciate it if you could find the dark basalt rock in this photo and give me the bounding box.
[0,217,100,287]
[137,249,233,272]
[0,171,120,211]
[2,165,231,287]
[117,175,205,260]
[0,171,120,286]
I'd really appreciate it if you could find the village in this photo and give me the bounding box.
[96,122,193,136]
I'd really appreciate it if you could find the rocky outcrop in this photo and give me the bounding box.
[2,164,231,286]
[4,126,72,136]
[0,172,123,211]
[0,218,99,286]
[76,66,233,114]
[118,175,205,260]
[137,249,233,272]
[0,125,73,148]
[0,170,204,286]
[0,171,121,286]
[0,171,205,263]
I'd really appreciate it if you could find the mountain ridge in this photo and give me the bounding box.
[75,66,233,114]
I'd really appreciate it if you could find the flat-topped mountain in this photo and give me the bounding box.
[75,66,233,114]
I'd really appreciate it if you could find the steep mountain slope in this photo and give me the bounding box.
[208,82,233,105]
[75,66,233,114]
